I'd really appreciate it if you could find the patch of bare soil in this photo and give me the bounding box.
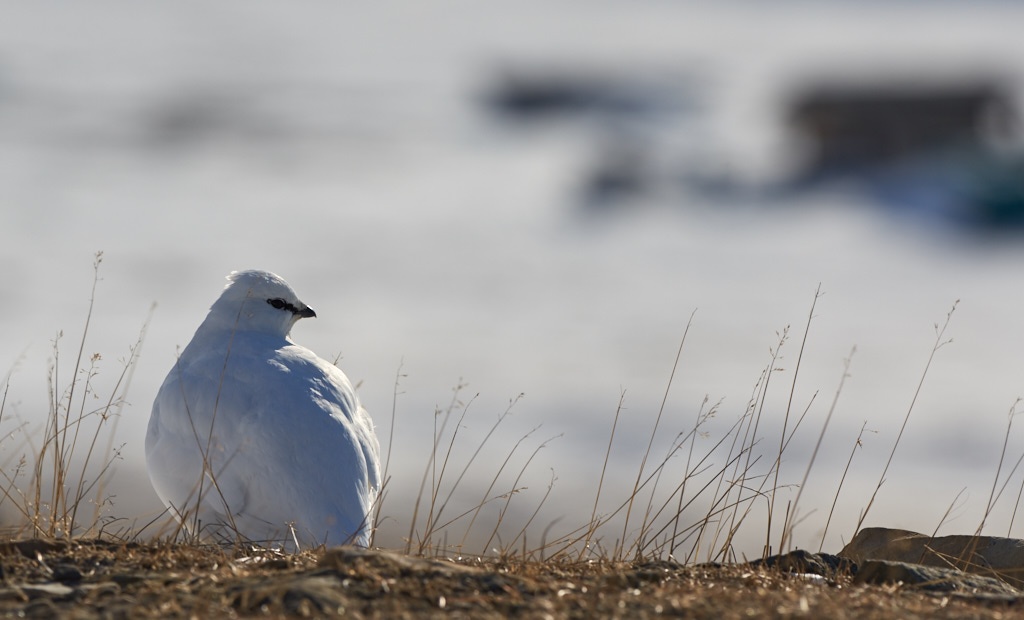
[0,539,1021,619]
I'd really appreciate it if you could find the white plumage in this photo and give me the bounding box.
[145,270,380,549]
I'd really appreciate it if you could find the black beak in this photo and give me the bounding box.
[298,306,316,319]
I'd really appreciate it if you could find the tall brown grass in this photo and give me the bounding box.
[7,262,1012,572]
[0,252,151,540]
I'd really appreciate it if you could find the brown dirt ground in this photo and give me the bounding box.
[0,539,1022,619]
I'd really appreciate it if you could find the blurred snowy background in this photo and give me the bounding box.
[4,1,1024,558]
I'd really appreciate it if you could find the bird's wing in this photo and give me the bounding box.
[245,343,381,542]
[147,347,259,531]
[148,332,380,546]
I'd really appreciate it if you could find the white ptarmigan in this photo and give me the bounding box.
[145,270,380,549]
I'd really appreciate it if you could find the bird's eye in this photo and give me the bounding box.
[267,298,287,310]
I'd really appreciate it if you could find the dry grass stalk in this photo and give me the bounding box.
[853,300,959,538]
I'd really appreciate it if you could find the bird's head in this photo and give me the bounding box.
[206,270,316,337]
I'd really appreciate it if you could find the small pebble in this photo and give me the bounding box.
[52,565,83,584]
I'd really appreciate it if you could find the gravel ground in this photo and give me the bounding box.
[0,539,1021,619]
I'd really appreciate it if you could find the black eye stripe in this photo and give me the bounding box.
[267,297,300,314]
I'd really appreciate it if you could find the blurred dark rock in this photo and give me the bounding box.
[483,66,695,120]
[787,80,1016,179]
[866,151,1024,231]
[776,79,1024,232]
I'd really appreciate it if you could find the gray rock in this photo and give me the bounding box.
[748,549,855,577]
[841,527,1024,589]
[855,559,1021,598]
